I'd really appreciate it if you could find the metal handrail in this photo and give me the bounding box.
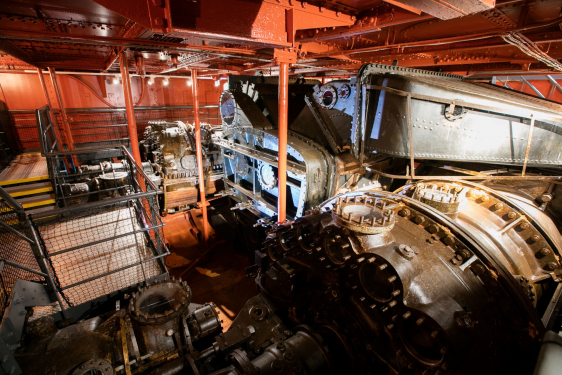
[0,260,48,278]
[120,145,158,191]
[10,104,220,113]
[0,186,25,215]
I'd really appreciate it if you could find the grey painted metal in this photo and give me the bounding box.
[46,224,164,257]
[521,77,545,98]
[533,331,562,375]
[120,145,159,191]
[0,221,34,244]
[522,116,536,176]
[25,217,68,318]
[0,281,55,375]
[0,260,47,278]
[353,73,562,165]
[542,283,562,329]
[0,187,24,216]
[546,75,562,94]
[304,95,340,155]
[29,191,157,219]
[60,252,169,291]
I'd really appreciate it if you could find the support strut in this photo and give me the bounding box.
[191,68,209,245]
[119,51,142,166]
[274,49,296,223]
[48,67,76,154]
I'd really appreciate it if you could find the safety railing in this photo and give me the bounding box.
[29,145,169,307]
[0,186,67,320]
[20,105,220,151]
[35,106,62,156]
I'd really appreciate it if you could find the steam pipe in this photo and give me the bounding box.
[191,68,209,245]
[277,61,289,223]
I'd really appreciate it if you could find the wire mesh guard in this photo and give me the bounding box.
[45,145,158,209]
[0,200,44,316]
[35,196,167,307]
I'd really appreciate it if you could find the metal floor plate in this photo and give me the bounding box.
[0,153,49,186]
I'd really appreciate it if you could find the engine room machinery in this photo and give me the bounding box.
[140,120,224,213]
[5,64,562,374]
[9,178,562,374]
[217,76,383,221]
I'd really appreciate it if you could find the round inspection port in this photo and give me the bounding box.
[325,236,352,265]
[399,313,445,366]
[297,224,315,251]
[359,262,398,303]
[137,283,186,316]
[267,243,280,261]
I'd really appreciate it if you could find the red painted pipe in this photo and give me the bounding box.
[48,67,76,153]
[190,68,209,245]
[118,51,143,167]
[277,61,289,223]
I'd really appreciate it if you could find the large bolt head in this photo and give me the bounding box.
[444,236,455,246]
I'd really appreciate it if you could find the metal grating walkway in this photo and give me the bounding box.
[0,153,49,186]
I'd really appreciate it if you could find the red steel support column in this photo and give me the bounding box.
[48,67,75,153]
[274,49,296,223]
[37,68,64,150]
[119,51,143,166]
[277,61,289,223]
[190,68,209,245]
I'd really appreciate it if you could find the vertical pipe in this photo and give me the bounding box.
[407,94,415,178]
[522,116,535,177]
[119,51,142,166]
[48,67,75,152]
[277,61,289,223]
[190,69,209,245]
[37,68,64,148]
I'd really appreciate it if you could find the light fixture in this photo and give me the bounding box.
[163,78,170,86]
[186,78,192,87]
[112,74,119,84]
[214,79,220,87]
[148,77,154,85]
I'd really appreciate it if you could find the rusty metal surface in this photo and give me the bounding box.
[0,0,561,79]
[254,187,552,374]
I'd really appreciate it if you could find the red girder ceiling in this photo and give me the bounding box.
[0,0,560,77]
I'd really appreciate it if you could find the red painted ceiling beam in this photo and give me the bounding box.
[0,28,260,57]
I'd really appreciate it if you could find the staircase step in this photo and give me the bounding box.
[2,182,53,197]
[16,194,56,209]
[0,153,49,187]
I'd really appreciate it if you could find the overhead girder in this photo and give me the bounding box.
[91,0,355,47]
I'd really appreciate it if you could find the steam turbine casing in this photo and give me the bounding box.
[256,186,561,374]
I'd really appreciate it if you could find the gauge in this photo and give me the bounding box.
[338,84,351,99]
[318,85,338,109]
[220,91,237,126]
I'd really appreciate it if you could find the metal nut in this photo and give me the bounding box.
[398,208,410,217]
[540,248,552,256]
